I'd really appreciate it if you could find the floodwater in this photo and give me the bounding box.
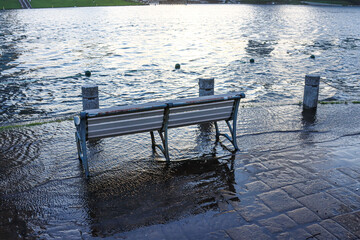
[0,5,360,124]
[1,4,360,239]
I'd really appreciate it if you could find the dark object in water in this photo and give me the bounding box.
[85,70,91,77]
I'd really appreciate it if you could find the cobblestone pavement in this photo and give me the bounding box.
[1,104,359,239]
[119,104,360,240]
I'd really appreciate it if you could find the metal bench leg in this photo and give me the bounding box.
[81,141,89,178]
[150,131,156,153]
[215,99,240,151]
[214,121,220,141]
[158,130,170,162]
[226,120,239,150]
[75,132,81,160]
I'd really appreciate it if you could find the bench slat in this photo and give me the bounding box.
[168,111,232,128]
[169,106,232,122]
[168,116,230,129]
[88,115,164,132]
[88,122,162,139]
[88,109,164,125]
[170,100,234,114]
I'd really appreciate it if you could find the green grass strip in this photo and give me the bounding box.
[0,118,72,131]
[31,0,142,8]
[1,0,22,9]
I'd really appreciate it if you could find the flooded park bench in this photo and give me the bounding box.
[74,92,245,177]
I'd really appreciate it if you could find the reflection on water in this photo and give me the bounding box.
[86,158,235,237]
[1,5,360,124]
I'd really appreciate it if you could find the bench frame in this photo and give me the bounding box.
[74,92,245,177]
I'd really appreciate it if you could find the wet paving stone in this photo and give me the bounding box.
[258,189,302,212]
[256,169,306,188]
[297,192,352,219]
[281,185,306,198]
[258,214,297,234]
[244,180,271,193]
[236,198,272,222]
[207,230,232,240]
[347,183,360,196]
[290,165,319,180]
[337,167,360,180]
[243,163,268,174]
[226,224,272,240]
[276,228,312,240]
[321,169,359,187]
[293,179,333,195]
[319,219,358,240]
[306,223,338,240]
[286,207,321,225]
[333,211,360,238]
[326,187,360,210]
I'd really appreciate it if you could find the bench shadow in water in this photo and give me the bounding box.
[83,153,236,237]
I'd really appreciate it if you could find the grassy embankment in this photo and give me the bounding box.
[1,0,141,10]
[1,0,21,9]
[240,0,356,4]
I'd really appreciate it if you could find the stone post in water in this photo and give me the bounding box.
[82,85,99,110]
[303,75,320,109]
[199,77,214,97]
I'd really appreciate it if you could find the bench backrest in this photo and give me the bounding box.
[167,96,237,129]
[81,92,244,140]
[85,102,167,140]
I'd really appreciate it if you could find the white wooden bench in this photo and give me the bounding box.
[74,92,245,177]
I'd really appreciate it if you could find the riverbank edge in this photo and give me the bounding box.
[1,0,358,10]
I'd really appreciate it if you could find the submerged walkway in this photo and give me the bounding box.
[0,103,359,239]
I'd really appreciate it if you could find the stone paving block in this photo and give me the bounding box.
[293,179,333,195]
[281,185,305,198]
[256,169,306,188]
[236,198,272,222]
[319,219,358,240]
[321,169,358,187]
[161,223,188,240]
[258,214,297,234]
[245,180,271,193]
[226,224,272,240]
[276,228,312,240]
[259,160,284,170]
[298,192,352,219]
[243,163,268,174]
[207,230,232,240]
[258,189,302,212]
[338,167,360,180]
[210,210,246,231]
[326,187,360,210]
[290,166,318,180]
[306,223,338,240]
[286,207,321,225]
[333,211,360,238]
[347,183,360,196]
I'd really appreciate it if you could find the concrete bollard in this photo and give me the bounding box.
[303,75,320,109]
[199,78,214,97]
[82,85,99,110]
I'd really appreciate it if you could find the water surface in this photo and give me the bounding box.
[1,5,360,124]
